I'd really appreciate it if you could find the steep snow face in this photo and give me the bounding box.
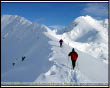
[1,15,32,39]
[1,15,53,82]
[63,16,108,43]
[1,15,32,31]
[1,15,50,40]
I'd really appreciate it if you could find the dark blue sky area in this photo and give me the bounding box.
[1,2,108,26]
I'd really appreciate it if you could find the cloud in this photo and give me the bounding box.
[82,3,108,18]
[48,25,65,30]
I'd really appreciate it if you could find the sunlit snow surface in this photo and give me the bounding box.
[1,15,108,86]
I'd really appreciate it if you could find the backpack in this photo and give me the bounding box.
[69,52,78,60]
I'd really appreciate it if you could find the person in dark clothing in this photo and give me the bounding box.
[12,62,15,66]
[59,39,63,47]
[68,48,78,70]
[22,56,26,62]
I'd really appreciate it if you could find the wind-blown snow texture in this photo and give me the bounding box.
[1,15,108,85]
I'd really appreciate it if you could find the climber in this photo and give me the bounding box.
[68,48,78,70]
[22,56,26,62]
[12,62,15,66]
[59,39,63,47]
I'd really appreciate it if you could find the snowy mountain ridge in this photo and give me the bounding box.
[2,14,32,25]
[1,14,108,84]
[55,15,108,61]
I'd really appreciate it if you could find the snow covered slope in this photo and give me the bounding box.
[35,33,108,83]
[57,16,108,62]
[1,15,108,85]
[1,15,53,82]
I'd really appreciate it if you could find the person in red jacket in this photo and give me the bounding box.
[68,48,78,70]
[59,39,63,47]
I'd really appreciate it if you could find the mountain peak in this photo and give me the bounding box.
[73,15,97,24]
[61,15,108,43]
[2,14,32,25]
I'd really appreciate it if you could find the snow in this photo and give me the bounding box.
[36,32,107,83]
[1,15,108,86]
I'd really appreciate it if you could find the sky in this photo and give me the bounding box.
[1,2,108,26]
